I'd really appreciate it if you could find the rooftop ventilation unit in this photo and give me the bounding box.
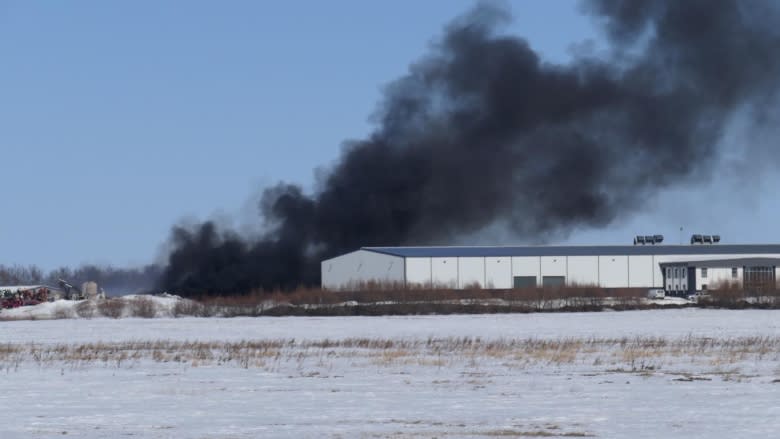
[634,234,664,245]
[690,234,720,244]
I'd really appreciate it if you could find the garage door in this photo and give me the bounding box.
[542,276,565,287]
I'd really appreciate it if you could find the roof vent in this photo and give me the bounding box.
[634,234,663,245]
[690,234,720,244]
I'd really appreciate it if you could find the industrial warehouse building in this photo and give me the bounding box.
[321,243,780,295]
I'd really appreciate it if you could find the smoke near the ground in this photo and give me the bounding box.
[161,0,780,296]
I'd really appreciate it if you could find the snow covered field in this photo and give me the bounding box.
[1,310,780,438]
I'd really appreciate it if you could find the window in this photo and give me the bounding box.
[701,268,708,278]
[667,268,672,278]
[674,268,679,278]
[682,269,686,279]
[732,267,738,279]
[702,284,708,291]
[744,266,776,291]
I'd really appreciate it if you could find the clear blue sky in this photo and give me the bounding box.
[1,1,777,270]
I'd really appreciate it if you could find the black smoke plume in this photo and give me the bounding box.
[161,0,780,296]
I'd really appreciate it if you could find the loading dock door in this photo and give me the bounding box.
[513,276,537,288]
[542,276,565,287]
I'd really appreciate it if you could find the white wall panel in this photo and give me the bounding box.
[321,250,404,290]
[709,267,735,287]
[431,257,458,288]
[512,257,540,276]
[567,256,598,286]
[405,257,431,286]
[512,257,540,286]
[541,256,566,276]
[653,255,663,288]
[599,255,628,288]
[628,255,654,287]
[696,267,736,290]
[458,257,485,288]
[485,257,512,289]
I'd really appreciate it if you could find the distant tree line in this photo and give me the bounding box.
[0,264,162,296]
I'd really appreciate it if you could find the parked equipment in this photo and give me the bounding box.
[1,287,50,309]
[1,279,102,309]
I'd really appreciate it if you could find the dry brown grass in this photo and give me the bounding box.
[483,431,594,437]
[97,298,125,318]
[185,284,648,317]
[703,281,780,308]
[75,301,96,319]
[172,299,206,317]
[2,335,777,375]
[129,296,157,318]
[52,306,74,320]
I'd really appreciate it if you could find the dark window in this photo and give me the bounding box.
[513,276,536,288]
[702,284,708,291]
[732,267,738,278]
[667,268,672,278]
[701,268,708,278]
[682,270,686,279]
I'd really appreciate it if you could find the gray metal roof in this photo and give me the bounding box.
[363,244,780,258]
[659,257,780,268]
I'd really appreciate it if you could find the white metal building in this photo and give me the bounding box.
[659,257,780,294]
[321,245,780,294]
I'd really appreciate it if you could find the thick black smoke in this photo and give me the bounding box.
[162,0,780,295]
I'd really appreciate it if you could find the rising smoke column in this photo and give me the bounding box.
[162,0,780,295]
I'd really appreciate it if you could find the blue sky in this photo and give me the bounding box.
[1,1,777,270]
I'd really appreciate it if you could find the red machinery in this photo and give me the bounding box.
[1,287,49,309]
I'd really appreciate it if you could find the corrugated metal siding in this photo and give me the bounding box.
[321,250,405,289]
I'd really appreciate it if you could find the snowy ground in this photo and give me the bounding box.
[0,294,693,322]
[1,310,779,438]
[0,294,183,320]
